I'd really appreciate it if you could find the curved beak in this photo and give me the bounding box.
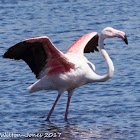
[123,35,128,45]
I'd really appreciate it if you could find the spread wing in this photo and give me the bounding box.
[3,36,75,78]
[66,32,99,54]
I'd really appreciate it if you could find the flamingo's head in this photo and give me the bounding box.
[101,27,128,45]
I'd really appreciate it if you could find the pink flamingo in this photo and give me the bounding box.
[3,27,128,121]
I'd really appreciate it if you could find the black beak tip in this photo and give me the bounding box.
[124,35,128,45]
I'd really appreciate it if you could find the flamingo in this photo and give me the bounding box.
[3,27,128,121]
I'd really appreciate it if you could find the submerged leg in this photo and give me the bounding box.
[65,90,74,121]
[46,94,61,121]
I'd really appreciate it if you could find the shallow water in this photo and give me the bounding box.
[0,0,140,139]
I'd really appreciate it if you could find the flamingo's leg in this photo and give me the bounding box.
[46,94,61,121]
[65,90,74,121]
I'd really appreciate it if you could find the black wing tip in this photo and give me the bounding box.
[3,41,37,60]
[3,41,22,56]
[84,35,99,53]
[94,46,99,52]
[3,49,16,59]
[84,47,99,53]
[3,40,47,79]
[3,47,11,58]
[3,52,8,58]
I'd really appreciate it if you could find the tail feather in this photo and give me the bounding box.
[27,84,37,93]
[27,80,42,93]
[27,76,52,93]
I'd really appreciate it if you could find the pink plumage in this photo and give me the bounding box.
[3,27,128,121]
[66,32,98,53]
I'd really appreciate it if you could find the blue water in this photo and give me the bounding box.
[0,0,140,139]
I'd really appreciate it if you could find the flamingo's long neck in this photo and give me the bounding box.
[93,34,114,82]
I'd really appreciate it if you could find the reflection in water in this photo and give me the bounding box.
[37,121,101,139]
[34,120,130,139]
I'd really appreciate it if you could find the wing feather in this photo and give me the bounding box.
[66,32,99,54]
[3,36,75,78]
[3,41,47,78]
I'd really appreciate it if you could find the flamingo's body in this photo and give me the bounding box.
[3,27,128,121]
